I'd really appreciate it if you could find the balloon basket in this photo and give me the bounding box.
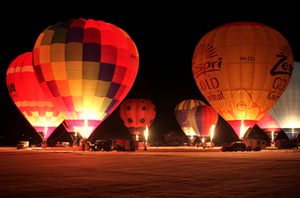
[41,141,47,149]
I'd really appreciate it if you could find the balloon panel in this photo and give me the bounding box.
[175,99,206,111]
[33,19,139,122]
[192,22,294,138]
[6,52,64,139]
[256,112,281,131]
[119,99,156,135]
[188,105,218,137]
[269,62,300,129]
[174,99,206,137]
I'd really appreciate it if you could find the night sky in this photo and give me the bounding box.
[1,4,299,145]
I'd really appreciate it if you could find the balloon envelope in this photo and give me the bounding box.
[256,112,281,132]
[188,105,218,137]
[192,22,294,139]
[6,52,64,139]
[269,62,300,138]
[256,112,281,141]
[33,19,139,139]
[174,99,206,139]
[119,99,156,137]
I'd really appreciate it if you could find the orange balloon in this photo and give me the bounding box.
[192,22,294,139]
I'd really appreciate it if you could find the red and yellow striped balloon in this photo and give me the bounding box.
[188,105,218,137]
[174,99,206,139]
[6,52,64,140]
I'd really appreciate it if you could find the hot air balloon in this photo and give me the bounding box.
[33,19,139,140]
[174,99,206,141]
[256,113,281,142]
[192,22,294,139]
[6,52,64,142]
[119,99,156,141]
[269,62,300,138]
[188,105,218,142]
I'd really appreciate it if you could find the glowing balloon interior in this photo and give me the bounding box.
[256,112,281,132]
[6,52,64,140]
[192,22,294,139]
[256,112,281,142]
[33,19,139,139]
[174,99,206,140]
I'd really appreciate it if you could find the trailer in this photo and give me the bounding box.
[243,139,265,151]
[113,140,136,151]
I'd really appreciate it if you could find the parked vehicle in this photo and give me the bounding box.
[201,142,214,149]
[17,141,29,149]
[89,140,112,151]
[222,141,246,152]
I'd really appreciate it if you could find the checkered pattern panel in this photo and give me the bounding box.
[33,19,139,122]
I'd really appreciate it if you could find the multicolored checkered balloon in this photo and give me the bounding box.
[33,19,139,139]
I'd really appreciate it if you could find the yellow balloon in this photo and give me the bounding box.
[192,22,294,139]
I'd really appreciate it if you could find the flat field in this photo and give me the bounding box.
[0,147,299,197]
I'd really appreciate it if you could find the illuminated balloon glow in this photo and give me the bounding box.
[257,113,281,132]
[174,99,206,141]
[192,22,293,139]
[188,105,218,138]
[6,52,64,140]
[33,19,139,139]
[257,112,281,141]
[119,99,156,140]
[269,62,300,138]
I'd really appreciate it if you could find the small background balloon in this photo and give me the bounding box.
[119,99,156,141]
[188,105,218,142]
[174,99,206,141]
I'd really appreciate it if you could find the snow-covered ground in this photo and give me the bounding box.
[1,147,299,198]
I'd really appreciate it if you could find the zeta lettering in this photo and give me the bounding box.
[270,54,293,76]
